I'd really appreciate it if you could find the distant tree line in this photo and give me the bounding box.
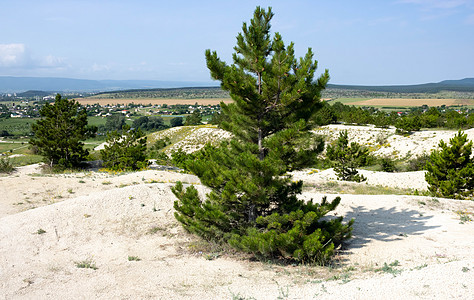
[90,87,230,100]
[312,101,474,133]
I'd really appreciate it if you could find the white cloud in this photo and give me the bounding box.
[91,63,111,72]
[0,43,28,67]
[127,61,153,72]
[39,55,65,68]
[0,43,67,73]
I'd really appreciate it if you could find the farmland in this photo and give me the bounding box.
[345,98,474,108]
[76,96,474,109]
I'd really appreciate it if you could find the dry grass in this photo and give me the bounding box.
[351,98,474,107]
[76,98,232,106]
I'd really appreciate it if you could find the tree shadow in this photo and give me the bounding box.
[340,205,440,251]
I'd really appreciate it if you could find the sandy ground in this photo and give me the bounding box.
[1,127,474,299]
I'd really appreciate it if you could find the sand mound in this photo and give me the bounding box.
[316,125,474,159]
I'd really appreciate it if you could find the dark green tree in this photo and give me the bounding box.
[445,110,467,129]
[421,107,444,128]
[184,109,202,126]
[312,102,337,126]
[395,115,421,134]
[170,117,183,127]
[30,94,89,168]
[0,130,11,137]
[100,125,149,171]
[372,111,390,128]
[326,130,368,182]
[425,130,474,199]
[172,7,353,263]
[133,116,167,131]
[105,114,126,132]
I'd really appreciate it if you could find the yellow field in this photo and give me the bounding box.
[350,98,474,107]
[75,98,233,106]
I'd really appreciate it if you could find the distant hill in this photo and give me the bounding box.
[16,90,52,98]
[1,76,474,94]
[328,78,474,93]
[0,76,217,93]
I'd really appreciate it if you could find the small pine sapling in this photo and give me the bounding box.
[326,130,368,182]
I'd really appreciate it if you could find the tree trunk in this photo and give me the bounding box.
[248,204,256,223]
[258,127,264,161]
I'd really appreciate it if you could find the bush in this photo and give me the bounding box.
[154,152,171,165]
[0,157,14,173]
[405,153,430,171]
[425,130,474,199]
[100,125,149,171]
[152,137,170,151]
[379,157,396,172]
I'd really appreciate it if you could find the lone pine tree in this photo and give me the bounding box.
[172,7,353,263]
[30,94,89,169]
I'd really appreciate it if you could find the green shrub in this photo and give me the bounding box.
[0,157,14,173]
[171,148,195,170]
[405,153,430,171]
[152,137,170,151]
[379,157,396,172]
[100,125,149,171]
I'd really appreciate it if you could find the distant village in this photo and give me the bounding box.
[0,94,221,120]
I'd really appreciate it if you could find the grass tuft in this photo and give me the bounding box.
[75,259,98,270]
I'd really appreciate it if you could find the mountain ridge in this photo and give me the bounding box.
[327,78,474,93]
[0,76,217,93]
[1,76,473,94]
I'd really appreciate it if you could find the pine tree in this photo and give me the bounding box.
[326,130,368,182]
[172,7,353,263]
[425,130,474,199]
[184,109,202,126]
[30,94,89,169]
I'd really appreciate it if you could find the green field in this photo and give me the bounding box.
[0,140,31,154]
[0,118,36,136]
[327,98,371,105]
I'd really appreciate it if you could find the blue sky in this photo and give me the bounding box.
[1,0,473,85]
